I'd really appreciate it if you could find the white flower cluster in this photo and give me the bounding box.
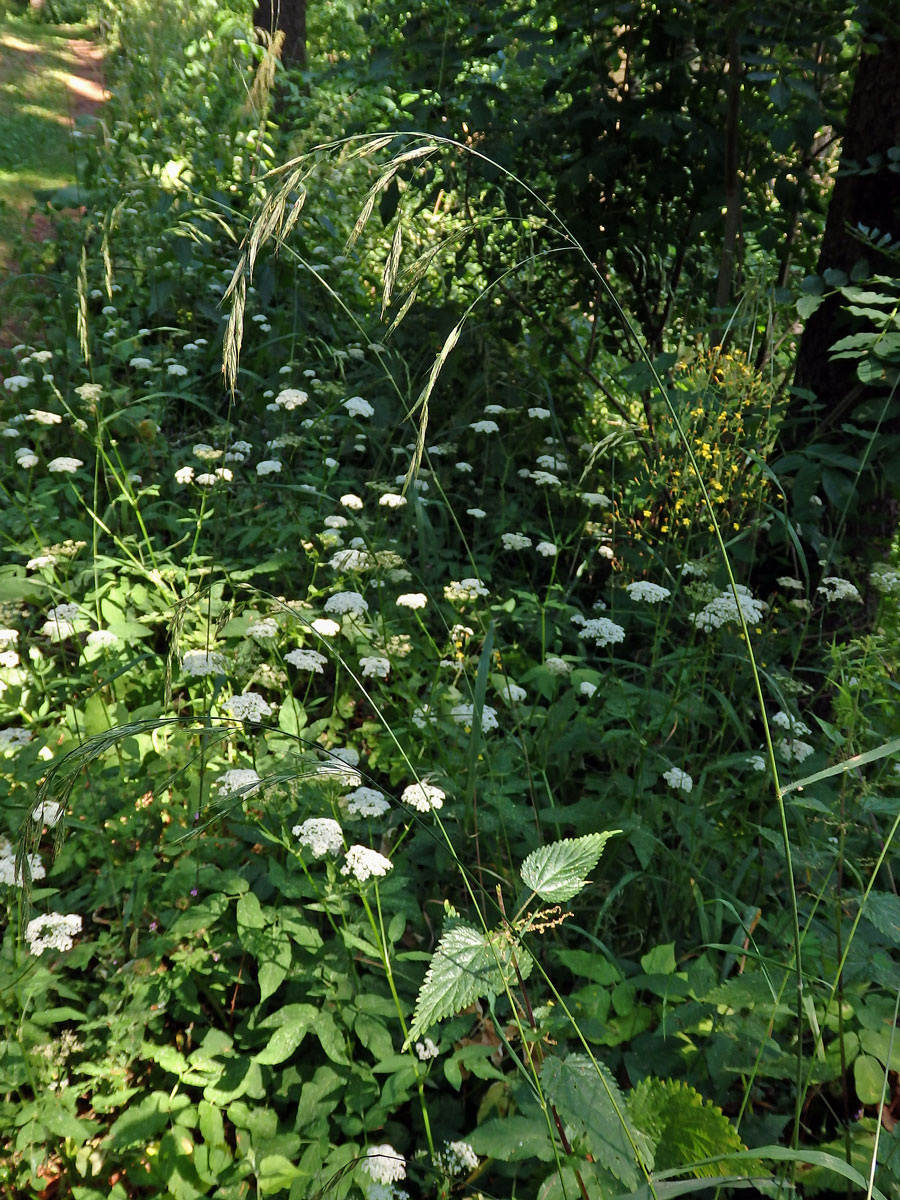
[25,913,82,955]
[32,799,64,827]
[444,578,489,603]
[625,581,671,603]
[400,782,446,812]
[662,767,693,793]
[41,603,82,640]
[342,845,393,882]
[544,655,571,676]
[285,648,327,672]
[450,703,499,732]
[363,1145,406,1185]
[771,711,810,737]
[182,649,227,676]
[470,419,499,434]
[359,656,391,679]
[275,388,308,410]
[501,532,532,551]
[0,728,33,751]
[224,692,273,722]
[438,1141,479,1176]
[496,680,526,703]
[871,565,900,597]
[0,836,45,886]
[817,576,861,603]
[293,817,344,858]
[689,586,768,631]
[577,617,626,647]
[343,787,390,818]
[344,395,374,418]
[776,738,815,764]
[216,769,261,798]
[396,592,427,610]
[246,618,278,639]
[324,592,368,616]
[415,1037,439,1060]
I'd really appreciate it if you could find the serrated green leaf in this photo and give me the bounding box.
[405,923,533,1046]
[862,890,900,944]
[521,832,619,903]
[627,1077,745,1178]
[541,1054,650,1188]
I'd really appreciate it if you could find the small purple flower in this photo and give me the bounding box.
[190,887,198,897]
[149,920,158,931]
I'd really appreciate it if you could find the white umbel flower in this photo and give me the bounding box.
[396,592,427,609]
[342,845,393,882]
[324,592,369,616]
[293,817,344,858]
[625,581,671,603]
[401,782,446,812]
[362,1144,406,1185]
[817,577,862,603]
[216,769,261,798]
[224,693,273,722]
[48,457,83,473]
[182,649,227,676]
[25,913,82,955]
[662,767,693,793]
[285,648,327,672]
[32,799,64,827]
[450,703,498,731]
[359,656,391,679]
[343,787,390,818]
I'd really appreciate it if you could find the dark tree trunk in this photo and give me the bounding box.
[787,33,900,570]
[255,0,307,68]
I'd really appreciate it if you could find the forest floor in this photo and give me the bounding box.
[0,15,106,347]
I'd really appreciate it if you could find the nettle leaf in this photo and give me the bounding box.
[468,1115,556,1162]
[541,1053,651,1189]
[521,832,619,903]
[628,1076,746,1178]
[861,890,900,944]
[405,923,532,1046]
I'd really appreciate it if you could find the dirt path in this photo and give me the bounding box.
[0,20,108,349]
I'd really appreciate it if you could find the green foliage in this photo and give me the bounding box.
[0,0,900,1198]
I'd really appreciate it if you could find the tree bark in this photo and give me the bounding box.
[255,0,307,68]
[794,35,900,415]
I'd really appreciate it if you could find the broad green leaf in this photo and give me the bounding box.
[541,1054,650,1188]
[521,832,619,903]
[854,1053,886,1104]
[796,294,823,319]
[405,922,533,1046]
[254,1021,311,1066]
[628,1077,744,1178]
[468,1115,556,1162]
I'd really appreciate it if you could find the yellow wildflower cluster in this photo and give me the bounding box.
[620,346,784,541]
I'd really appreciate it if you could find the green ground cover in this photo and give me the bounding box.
[1,1,900,1198]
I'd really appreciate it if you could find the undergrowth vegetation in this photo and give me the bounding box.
[2,1,900,1198]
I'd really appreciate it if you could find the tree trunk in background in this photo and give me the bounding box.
[255,0,307,68]
[788,32,900,572]
[794,34,900,416]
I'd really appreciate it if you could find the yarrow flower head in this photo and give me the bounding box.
[182,649,227,676]
[246,618,278,639]
[343,787,390,818]
[343,395,374,418]
[256,459,282,476]
[362,1145,406,1185]
[86,629,118,649]
[324,592,369,616]
[470,419,499,434]
[415,1037,439,1060]
[690,586,768,631]
[582,492,612,508]
[536,541,557,558]
[359,656,391,679]
[340,493,364,510]
[444,578,489,603]
[450,703,498,732]
[216,768,261,798]
[579,617,626,647]
[771,711,810,737]
[285,648,327,672]
[817,576,862,603]
[224,692,273,722]
[25,913,82,955]
[663,767,693,793]
[342,845,393,882]
[396,592,427,610]
[0,836,45,886]
[293,817,344,858]
[275,388,308,410]
[401,781,446,812]
[777,738,815,764]
[47,457,83,474]
[544,655,571,676]
[625,581,671,603]
[501,532,532,551]
[32,799,64,827]
[438,1141,479,1177]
